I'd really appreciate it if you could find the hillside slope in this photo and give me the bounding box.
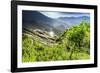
[22,21,90,62]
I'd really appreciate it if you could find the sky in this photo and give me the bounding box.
[40,11,90,19]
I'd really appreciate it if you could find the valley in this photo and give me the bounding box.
[22,21,90,62]
[22,11,90,62]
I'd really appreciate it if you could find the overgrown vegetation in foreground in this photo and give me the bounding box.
[22,21,90,62]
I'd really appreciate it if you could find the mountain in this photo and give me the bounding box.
[22,11,69,35]
[23,11,53,31]
[58,16,90,27]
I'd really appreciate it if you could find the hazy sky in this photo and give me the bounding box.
[40,11,90,19]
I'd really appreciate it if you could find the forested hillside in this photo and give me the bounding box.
[22,21,90,62]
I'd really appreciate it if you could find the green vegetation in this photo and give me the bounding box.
[22,21,90,62]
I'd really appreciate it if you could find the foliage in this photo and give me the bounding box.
[22,21,90,62]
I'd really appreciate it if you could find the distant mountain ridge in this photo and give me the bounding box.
[58,16,90,26]
[59,16,90,19]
